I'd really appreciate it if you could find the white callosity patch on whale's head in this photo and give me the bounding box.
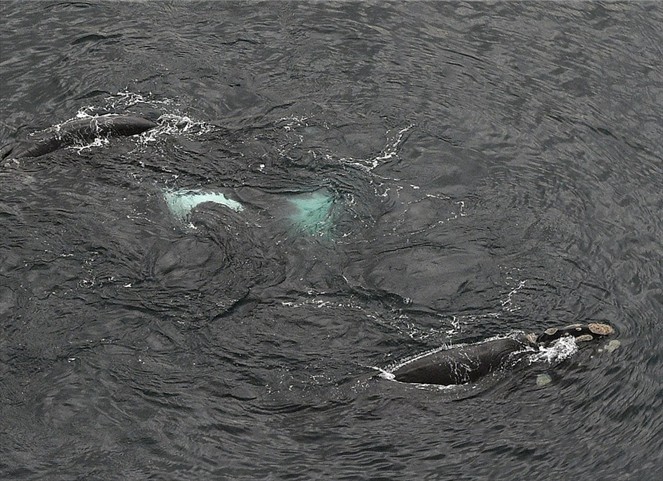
[588,322,615,337]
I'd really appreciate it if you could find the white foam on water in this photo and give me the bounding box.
[340,124,414,171]
[530,336,579,364]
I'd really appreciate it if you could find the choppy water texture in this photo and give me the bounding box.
[1,1,662,480]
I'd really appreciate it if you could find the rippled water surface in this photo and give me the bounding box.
[1,1,662,480]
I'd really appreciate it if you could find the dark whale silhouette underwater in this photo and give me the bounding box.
[389,323,616,386]
[1,114,156,160]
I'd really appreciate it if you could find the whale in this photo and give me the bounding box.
[162,187,339,238]
[1,114,157,160]
[390,323,616,386]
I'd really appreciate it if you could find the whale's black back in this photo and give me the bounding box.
[392,337,532,385]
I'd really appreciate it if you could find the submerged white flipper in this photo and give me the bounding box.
[163,188,338,237]
[164,189,244,222]
[287,190,336,236]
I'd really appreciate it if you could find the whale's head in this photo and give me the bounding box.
[536,322,615,345]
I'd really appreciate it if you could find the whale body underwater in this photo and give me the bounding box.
[1,114,157,160]
[3,117,618,388]
[389,323,617,386]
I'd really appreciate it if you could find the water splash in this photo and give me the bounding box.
[530,336,579,364]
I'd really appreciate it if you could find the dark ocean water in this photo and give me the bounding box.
[1,1,662,480]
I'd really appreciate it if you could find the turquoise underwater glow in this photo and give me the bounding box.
[287,191,336,237]
[163,190,243,222]
[163,188,337,237]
